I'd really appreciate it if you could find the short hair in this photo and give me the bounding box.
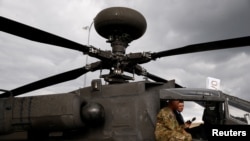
[179,100,184,103]
[168,99,183,102]
[166,99,184,105]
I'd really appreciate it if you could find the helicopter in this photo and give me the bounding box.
[1,6,250,141]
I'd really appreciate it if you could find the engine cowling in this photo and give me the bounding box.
[0,93,105,135]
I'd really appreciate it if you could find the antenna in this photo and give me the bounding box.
[83,20,94,87]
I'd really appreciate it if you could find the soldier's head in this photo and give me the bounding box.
[167,99,180,110]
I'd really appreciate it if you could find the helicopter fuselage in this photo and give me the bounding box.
[1,80,250,141]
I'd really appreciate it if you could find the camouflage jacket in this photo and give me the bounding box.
[154,107,192,141]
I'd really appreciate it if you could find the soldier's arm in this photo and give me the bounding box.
[161,110,186,133]
[161,110,178,131]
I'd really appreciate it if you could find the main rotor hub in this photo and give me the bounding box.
[93,7,147,83]
[94,7,147,54]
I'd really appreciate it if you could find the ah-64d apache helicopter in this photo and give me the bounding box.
[1,7,250,141]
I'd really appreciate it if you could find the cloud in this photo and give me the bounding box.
[0,1,249,105]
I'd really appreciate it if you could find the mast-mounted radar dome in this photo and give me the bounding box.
[94,7,147,42]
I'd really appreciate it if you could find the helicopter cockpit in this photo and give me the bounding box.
[159,88,250,140]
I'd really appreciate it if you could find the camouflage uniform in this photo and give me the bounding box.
[155,107,192,141]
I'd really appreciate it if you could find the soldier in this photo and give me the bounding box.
[154,100,192,141]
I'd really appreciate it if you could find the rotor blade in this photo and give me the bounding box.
[138,70,182,88]
[0,67,88,98]
[145,72,168,83]
[0,62,101,98]
[146,72,183,87]
[151,36,250,59]
[0,16,89,52]
[128,65,168,83]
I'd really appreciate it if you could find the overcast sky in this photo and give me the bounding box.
[1,0,250,108]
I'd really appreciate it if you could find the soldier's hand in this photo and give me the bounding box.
[184,123,191,128]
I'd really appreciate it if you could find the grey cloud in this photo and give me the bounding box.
[0,0,250,102]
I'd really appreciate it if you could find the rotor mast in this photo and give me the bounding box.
[107,33,131,55]
[93,7,147,83]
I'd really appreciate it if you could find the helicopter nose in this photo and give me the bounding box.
[81,102,105,127]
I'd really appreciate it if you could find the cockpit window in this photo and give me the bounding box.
[181,101,204,124]
[228,104,250,124]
